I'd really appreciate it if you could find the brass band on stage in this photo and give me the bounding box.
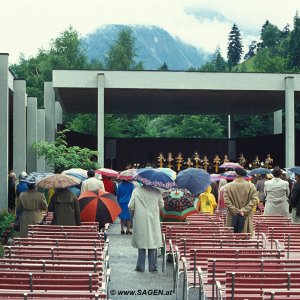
[153,152,274,173]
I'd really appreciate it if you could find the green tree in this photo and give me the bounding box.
[212,47,226,71]
[33,129,99,172]
[290,12,300,68]
[244,41,257,60]
[227,24,243,69]
[11,27,101,107]
[234,115,273,137]
[158,62,169,70]
[260,22,281,48]
[106,27,143,70]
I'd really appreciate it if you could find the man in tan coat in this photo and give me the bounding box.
[224,167,258,236]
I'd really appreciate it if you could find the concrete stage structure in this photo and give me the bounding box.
[52,70,300,168]
[1,54,300,209]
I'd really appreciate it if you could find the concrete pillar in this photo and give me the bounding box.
[97,74,105,167]
[55,101,63,130]
[37,109,46,172]
[285,76,295,168]
[0,54,9,210]
[27,97,37,173]
[44,82,55,172]
[273,110,283,134]
[228,115,232,139]
[13,80,27,176]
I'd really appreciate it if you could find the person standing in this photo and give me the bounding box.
[255,174,268,205]
[48,188,81,226]
[16,182,48,238]
[264,166,290,217]
[81,169,104,192]
[197,185,217,215]
[290,173,300,223]
[8,172,17,210]
[102,176,117,195]
[224,167,258,235]
[128,185,164,272]
[117,179,135,234]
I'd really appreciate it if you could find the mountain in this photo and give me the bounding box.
[81,25,211,70]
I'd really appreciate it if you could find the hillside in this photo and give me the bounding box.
[81,25,211,70]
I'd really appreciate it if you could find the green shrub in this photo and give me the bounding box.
[0,210,16,245]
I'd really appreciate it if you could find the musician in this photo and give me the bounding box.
[157,152,165,168]
[238,153,247,168]
[185,157,193,168]
[167,152,174,169]
[202,155,210,172]
[252,155,261,169]
[213,155,221,173]
[264,154,273,169]
[175,152,184,172]
[193,151,201,168]
[223,154,230,163]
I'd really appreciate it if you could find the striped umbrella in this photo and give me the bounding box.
[78,190,121,224]
[95,168,119,178]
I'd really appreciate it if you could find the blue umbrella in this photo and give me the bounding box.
[250,168,271,176]
[289,167,300,175]
[175,168,211,195]
[133,167,176,189]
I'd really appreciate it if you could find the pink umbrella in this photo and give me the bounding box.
[95,168,119,178]
[219,162,242,169]
[210,174,221,182]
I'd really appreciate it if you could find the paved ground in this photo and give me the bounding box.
[107,220,192,300]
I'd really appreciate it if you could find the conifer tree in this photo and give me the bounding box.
[290,12,300,68]
[213,47,226,71]
[227,24,243,69]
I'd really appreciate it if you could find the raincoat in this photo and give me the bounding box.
[197,186,217,215]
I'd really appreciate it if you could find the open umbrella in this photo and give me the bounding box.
[26,172,54,183]
[289,167,300,175]
[219,162,242,169]
[78,189,121,224]
[175,168,211,195]
[220,171,252,181]
[157,168,177,180]
[36,174,80,189]
[95,168,119,178]
[210,174,221,182]
[62,168,87,178]
[250,168,272,176]
[118,169,137,181]
[161,188,197,221]
[133,167,176,189]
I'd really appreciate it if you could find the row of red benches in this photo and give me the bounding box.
[0,223,109,300]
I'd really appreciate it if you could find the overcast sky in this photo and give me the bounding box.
[1,0,299,63]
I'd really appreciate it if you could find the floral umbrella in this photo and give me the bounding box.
[161,188,197,221]
[133,167,176,189]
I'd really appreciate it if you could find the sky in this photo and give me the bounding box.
[1,0,299,63]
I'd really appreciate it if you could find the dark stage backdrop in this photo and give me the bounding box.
[63,130,299,170]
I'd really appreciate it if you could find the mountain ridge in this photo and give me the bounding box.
[81,24,212,70]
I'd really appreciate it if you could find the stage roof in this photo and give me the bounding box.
[52,70,300,115]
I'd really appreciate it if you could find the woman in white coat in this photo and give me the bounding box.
[128,184,164,272]
[264,166,290,217]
